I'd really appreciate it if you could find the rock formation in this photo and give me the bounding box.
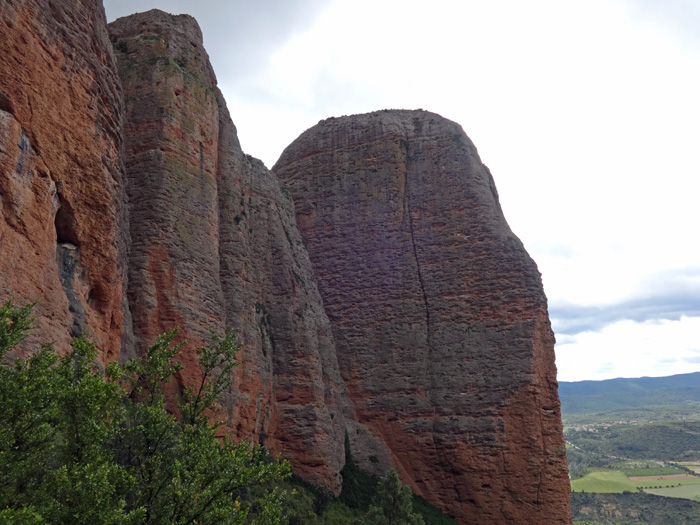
[0,3,571,522]
[273,110,571,522]
[107,10,348,492]
[0,0,130,361]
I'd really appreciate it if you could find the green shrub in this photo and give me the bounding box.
[0,299,290,524]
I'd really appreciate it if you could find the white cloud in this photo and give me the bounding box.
[555,316,700,381]
[226,0,700,292]
[106,0,700,382]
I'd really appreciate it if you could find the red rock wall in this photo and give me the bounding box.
[0,0,130,361]
[214,97,349,490]
[108,10,348,493]
[1,4,571,518]
[107,11,225,374]
[273,110,572,523]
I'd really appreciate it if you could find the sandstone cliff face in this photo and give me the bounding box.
[108,12,225,373]
[273,110,572,523]
[108,10,347,492]
[214,100,349,490]
[1,4,571,520]
[0,0,130,361]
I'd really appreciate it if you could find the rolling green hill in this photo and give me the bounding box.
[567,420,700,461]
[559,373,700,415]
[561,387,700,415]
[560,372,700,397]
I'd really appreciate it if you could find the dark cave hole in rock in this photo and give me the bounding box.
[54,196,79,246]
[54,194,86,335]
[0,92,13,114]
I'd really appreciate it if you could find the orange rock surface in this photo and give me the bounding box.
[108,10,348,492]
[1,5,572,521]
[0,0,129,361]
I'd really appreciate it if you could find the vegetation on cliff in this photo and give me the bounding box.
[0,299,456,524]
[0,300,290,524]
[366,469,425,525]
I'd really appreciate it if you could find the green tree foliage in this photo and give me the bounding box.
[571,492,700,525]
[566,420,700,463]
[0,299,290,524]
[334,433,456,524]
[366,469,424,525]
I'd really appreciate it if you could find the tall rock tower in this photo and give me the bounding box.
[274,110,571,523]
[108,10,348,492]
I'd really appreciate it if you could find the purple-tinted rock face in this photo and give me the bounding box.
[1,4,571,521]
[273,110,571,523]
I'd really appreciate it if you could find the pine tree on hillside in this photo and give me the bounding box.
[367,469,424,525]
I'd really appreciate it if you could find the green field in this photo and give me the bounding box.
[646,484,700,502]
[571,471,700,494]
[571,471,640,493]
[635,477,700,490]
[678,462,700,473]
[621,466,684,477]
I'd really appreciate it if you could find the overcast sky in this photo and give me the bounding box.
[104,0,700,382]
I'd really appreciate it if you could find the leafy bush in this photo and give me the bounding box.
[0,299,458,524]
[367,469,424,525]
[0,299,290,524]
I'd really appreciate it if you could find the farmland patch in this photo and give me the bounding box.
[630,474,698,481]
[646,484,700,502]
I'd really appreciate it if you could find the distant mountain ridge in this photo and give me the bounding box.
[559,372,700,414]
[559,371,700,396]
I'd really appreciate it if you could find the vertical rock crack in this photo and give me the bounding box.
[402,141,432,353]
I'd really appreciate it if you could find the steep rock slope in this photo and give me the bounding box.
[274,110,571,523]
[0,0,130,360]
[0,3,571,519]
[108,10,347,492]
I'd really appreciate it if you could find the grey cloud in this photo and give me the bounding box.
[103,0,329,83]
[550,267,700,335]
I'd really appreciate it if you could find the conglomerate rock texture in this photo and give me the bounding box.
[0,0,130,361]
[273,110,572,523]
[107,10,347,492]
[0,3,571,522]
